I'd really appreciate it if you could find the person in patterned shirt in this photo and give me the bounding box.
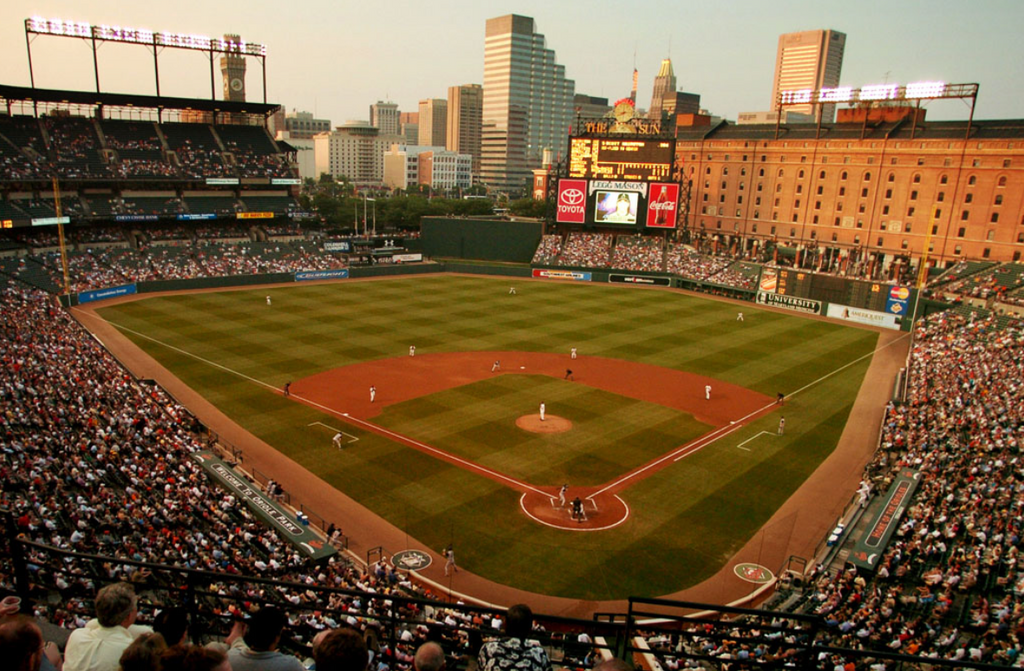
[478,604,551,671]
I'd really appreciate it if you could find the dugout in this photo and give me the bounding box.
[421,217,542,263]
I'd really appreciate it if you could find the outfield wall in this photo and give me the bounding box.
[421,217,543,263]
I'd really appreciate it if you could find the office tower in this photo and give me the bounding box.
[771,29,846,122]
[573,94,611,120]
[314,121,399,185]
[284,111,331,140]
[370,101,400,136]
[481,14,575,193]
[400,112,419,145]
[447,84,482,173]
[648,58,677,121]
[418,99,448,147]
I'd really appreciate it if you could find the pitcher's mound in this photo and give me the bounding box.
[516,414,572,434]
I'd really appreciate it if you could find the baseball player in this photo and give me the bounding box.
[539,402,546,421]
[266,295,271,306]
[370,385,376,403]
[492,360,501,372]
[737,312,744,321]
[409,345,416,357]
[333,432,344,450]
[509,286,516,295]
[778,416,785,435]
[558,484,568,507]
[705,384,712,400]
[570,347,577,360]
[444,545,458,576]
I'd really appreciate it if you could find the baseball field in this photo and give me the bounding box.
[90,274,881,601]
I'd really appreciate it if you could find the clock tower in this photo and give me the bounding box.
[219,34,247,102]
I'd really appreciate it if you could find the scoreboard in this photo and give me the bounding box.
[775,269,904,313]
[568,138,674,182]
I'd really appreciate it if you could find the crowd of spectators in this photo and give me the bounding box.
[783,311,1024,667]
[554,232,612,268]
[531,235,562,265]
[43,118,112,180]
[610,235,664,272]
[665,243,732,280]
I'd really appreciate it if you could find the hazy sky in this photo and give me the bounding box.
[3,0,1022,125]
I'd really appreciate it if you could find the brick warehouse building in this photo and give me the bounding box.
[676,111,1024,274]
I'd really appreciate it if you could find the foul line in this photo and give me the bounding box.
[85,311,550,498]
[589,331,912,499]
[307,422,359,443]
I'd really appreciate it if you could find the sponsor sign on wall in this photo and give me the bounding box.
[826,303,902,329]
[295,269,350,282]
[645,182,679,228]
[556,179,587,223]
[609,274,671,286]
[756,291,822,314]
[885,285,911,315]
[78,284,137,304]
[324,241,351,253]
[532,268,592,281]
[237,212,275,219]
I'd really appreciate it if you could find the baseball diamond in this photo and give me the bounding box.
[84,273,898,607]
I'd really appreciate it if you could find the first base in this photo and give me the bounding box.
[520,366,525,369]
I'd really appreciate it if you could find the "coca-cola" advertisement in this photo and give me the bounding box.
[645,182,679,228]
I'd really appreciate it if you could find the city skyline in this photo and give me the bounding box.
[2,0,1022,127]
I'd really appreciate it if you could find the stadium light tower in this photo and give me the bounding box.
[24,17,268,102]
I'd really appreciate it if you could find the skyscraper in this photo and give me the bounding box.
[447,84,482,173]
[648,58,677,121]
[418,99,448,148]
[370,101,400,136]
[771,29,846,122]
[481,14,575,193]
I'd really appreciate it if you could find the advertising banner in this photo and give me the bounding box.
[193,452,336,561]
[115,214,159,223]
[237,212,275,219]
[176,213,217,221]
[826,303,902,329]
[756,291,822,314]
[849,469,920,571]
[324,241,351,253]
[532,268,592,281]
[271,178,302,185]
[295,269,350,282]
[645,183,679,228]
[556,179,587,223]
[759,267,778,293]
[205,178,239,185]
[78,284,137,304]
[391,253,423,263]
[885,285,911,315]
[31,216,71,226]
[609,274,671,286]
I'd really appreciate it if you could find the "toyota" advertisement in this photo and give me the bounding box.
[556,179,587,223]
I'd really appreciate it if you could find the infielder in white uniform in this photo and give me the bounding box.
[409,345,415,357]
[491,360,500,372]
[705,384,712,400]
[539,402,546,421]
[370,385,376,403]
[570,347,577,359]
[333,433,343,450]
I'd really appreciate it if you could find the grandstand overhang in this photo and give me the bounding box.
[0,85,281,123]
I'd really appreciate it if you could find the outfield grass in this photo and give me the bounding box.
[96,275,878,599]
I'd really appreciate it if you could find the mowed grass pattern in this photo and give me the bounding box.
[96,275,878,599]
[374,375,712,486]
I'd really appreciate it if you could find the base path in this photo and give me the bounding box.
[292,351,775,532]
